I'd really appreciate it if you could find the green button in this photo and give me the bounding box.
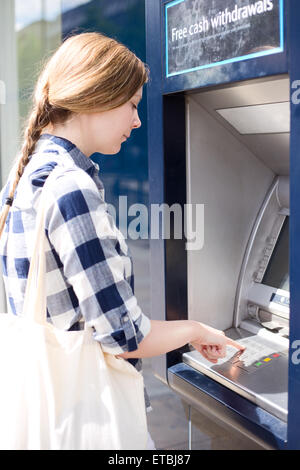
[255,361,263,367]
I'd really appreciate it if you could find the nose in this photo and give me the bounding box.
[132,110,142,129]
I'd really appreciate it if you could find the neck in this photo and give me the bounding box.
[42,117,91,157]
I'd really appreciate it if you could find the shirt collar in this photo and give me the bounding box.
[36,133,104,194]
[39,134,94,170]
[38,133,97,174]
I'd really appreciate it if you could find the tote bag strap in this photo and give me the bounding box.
[22,166,62,325]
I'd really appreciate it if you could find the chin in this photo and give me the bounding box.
[108,145,122,155]
[94,147,118,156]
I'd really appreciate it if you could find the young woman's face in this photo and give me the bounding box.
[78,87,143,155]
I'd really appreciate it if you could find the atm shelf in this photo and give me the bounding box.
[168,362,287,450]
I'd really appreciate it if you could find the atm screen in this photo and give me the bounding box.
[262,217,289,291]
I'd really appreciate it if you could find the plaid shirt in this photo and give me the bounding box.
[0,133,152,410]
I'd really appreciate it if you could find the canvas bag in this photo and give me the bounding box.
[0,168,148,450]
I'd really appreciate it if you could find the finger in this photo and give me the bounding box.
[208,345,217,354]
[200,347,218,364]
[225,337,246,351]
[207,345,226,358]
[206,347,223,361]
[218,345,227,358]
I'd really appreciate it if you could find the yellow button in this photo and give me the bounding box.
[264,357,272,362]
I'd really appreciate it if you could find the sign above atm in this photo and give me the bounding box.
[165,0,284,77]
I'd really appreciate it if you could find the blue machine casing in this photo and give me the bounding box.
[146,0,300,449]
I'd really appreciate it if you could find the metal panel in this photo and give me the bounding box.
[168,362,287,449]
[186,93,274,331]
[183,327,289,422]
[189,76,290,175]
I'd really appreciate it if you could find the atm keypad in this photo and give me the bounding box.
[220,338,287,374]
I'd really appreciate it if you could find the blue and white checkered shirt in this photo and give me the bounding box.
[0,133,152,410]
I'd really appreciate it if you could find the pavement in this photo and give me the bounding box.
[142,357,261,450]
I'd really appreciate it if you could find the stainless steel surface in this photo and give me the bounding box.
[182,327,289,422]
[277,176,290,211]
[186,76,290,332]
[167,366,276,449]
[186,93,274,331]
[189,76,290,175]
[233,177,288,327]
[247,283,289,320]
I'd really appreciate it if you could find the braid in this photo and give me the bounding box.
[0,89,51,237]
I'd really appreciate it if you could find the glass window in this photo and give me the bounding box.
[0,0,62,184]
[0,0,62,309]
[16,0,62,126]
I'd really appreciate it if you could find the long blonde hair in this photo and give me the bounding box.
[0,32,149,235]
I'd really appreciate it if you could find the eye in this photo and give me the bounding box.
[132,103,138,110]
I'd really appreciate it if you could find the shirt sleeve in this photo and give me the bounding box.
[43,167,151,355]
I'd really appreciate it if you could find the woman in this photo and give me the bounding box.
[0,32,243,449]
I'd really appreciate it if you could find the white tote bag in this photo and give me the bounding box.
[0,169,148,450]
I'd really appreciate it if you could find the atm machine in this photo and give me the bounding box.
[146,0,300,449]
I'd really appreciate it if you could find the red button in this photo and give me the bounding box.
[272,353,280,358]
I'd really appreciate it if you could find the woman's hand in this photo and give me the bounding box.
[190,323,245,364]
